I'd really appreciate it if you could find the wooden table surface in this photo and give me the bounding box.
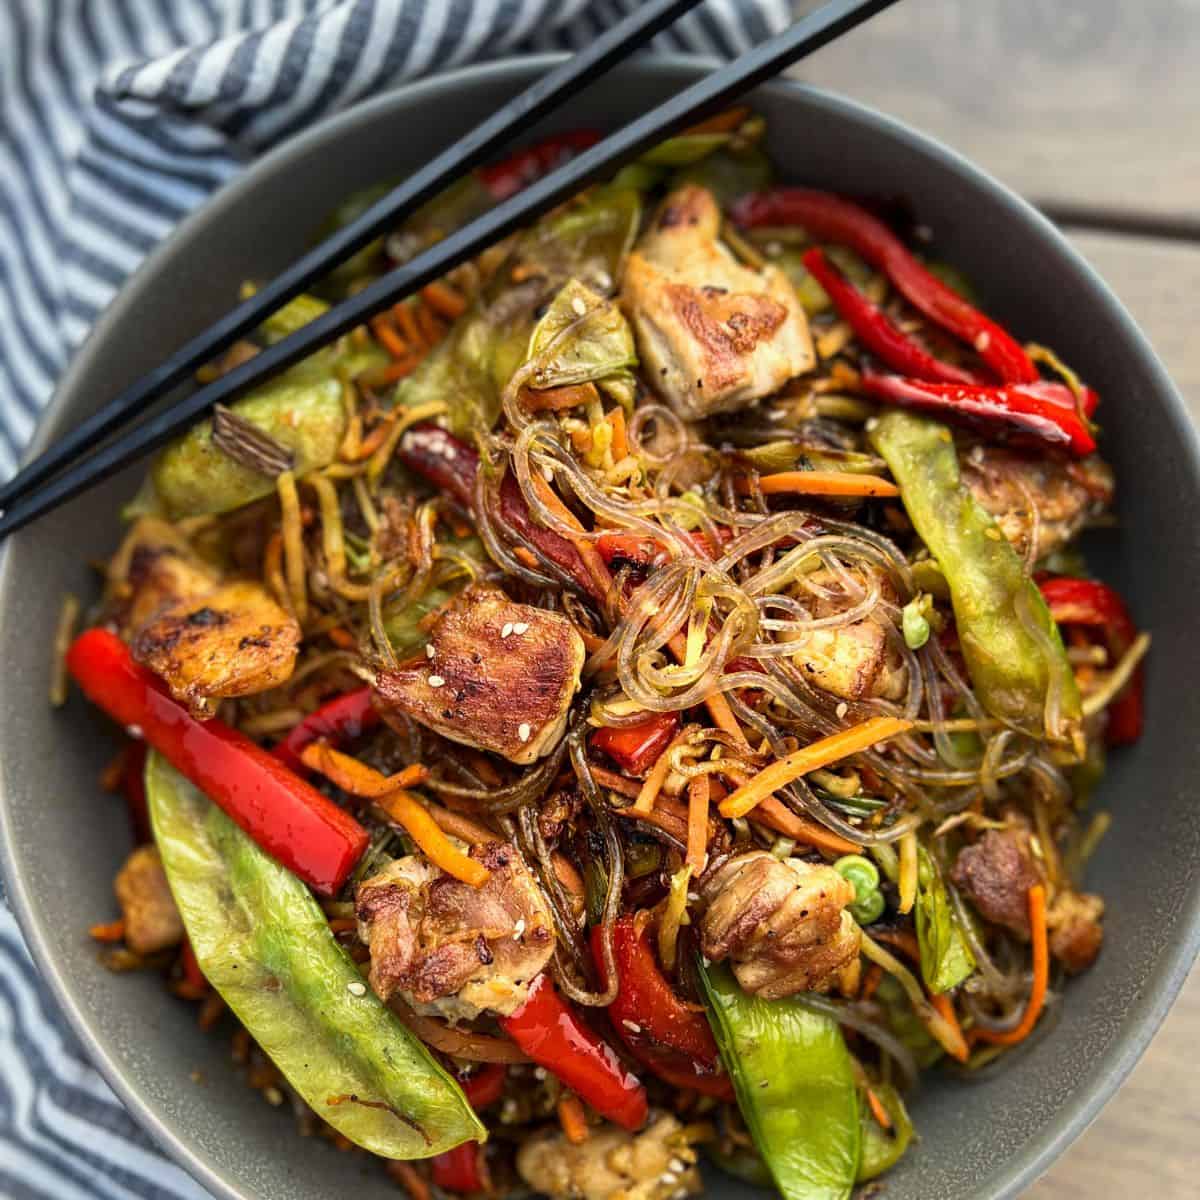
[789,0,1200,1194]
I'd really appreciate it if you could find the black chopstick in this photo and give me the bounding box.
[0,0,899,542]
[0,0,708,514]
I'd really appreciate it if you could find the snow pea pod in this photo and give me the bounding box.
[699,963,860,1200]
[146,751,484,1159]
[869,410,1081,746]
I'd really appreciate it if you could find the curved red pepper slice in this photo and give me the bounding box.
[733,188,1039,384]
[66,628,367,895]
[802,248,981,385]
[591,713,680,777]
[431,1142,490,1194]
[591,919,734,1100]
[272,687,380,773]
[477,130,601,200]
[1038,576,1144,744]
[500,973,647,1131]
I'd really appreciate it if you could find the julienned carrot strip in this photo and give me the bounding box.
[424,800,500,846]
[750,471,899,498]
[421,281,467,320]
[351,415,397,460]
[415,302,443,346]
[528,472,614,600]
[521,382,600,412]
[972,885,1049,1046]
[327,626,357,650]
[928,991,967,1061]
[608,406,629,461]
[553,853,586,899]
[370,314,408,360]
[686,775,710,873]
[299,741,429,798]
[588,765,643,800]
[749,794,859,855]
[392,301,426,351]
[866,1087,893,1131]
[375,789,490,888]
[88,919,125,943]
[719,717,913,819]
[634,729,685,815]
[557,1093,590,1145]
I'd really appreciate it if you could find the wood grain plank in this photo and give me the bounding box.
[789,0,1200,223]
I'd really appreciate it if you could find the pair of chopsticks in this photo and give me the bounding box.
[0,0,899,541]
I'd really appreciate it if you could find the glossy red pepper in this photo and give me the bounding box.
[477,130,601,200]
[591,919,734,1100]
[591,713,680,776]
[1038,576,1144,744]
[499,973,648,1131]
[66,628,368,895]
[860,371,1098,455]
[733,188,1039,384]
[272,687,380,773]
[802,248,980,385]
[431,1142,490,1194]
[461,1063,507,1111]
[399,424,601,601]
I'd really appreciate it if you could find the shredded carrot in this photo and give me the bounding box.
[615,802,689,845]
[743,471,899,498]
[88,919,125,943]
[553,853,586,899]
[300,742,429,797]
[686,775,710,874]
[375,789,490,888]
[608,406,629,462]
[972,884,1049,1047]
[588,764,642,800]
[421,280,467,320]
[520,381,600,412]
[356,358,419,390]
[860,963,884,1002]
[634,727,692,815]
[369,313,409,360]
[392,301,426,351]
[749,794,859,855]
[514,546,540,569]
[387,1161,431,1200]
[100,746,129,793]
[720,717,913,819]
[928,990,968,1061]
[662,630,750,749]
[464,751,504,787]
[866,1087,893,1131]
[424,800,500,846]
[557,1093,590,1144]
[327,626,357,650]
[415,302,443,346]
[529,472,614,600]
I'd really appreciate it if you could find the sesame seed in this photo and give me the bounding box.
[501,623,514,638]
[622,1020,642,1033]
[571,296,587,316]
[428,675,445,688]
[669,1159,686,1173]
[125,724,143,739]
[595,270,612,290]
[543,465,554,482]
[512,621,529,635]
[513,918,526,939]
[425,644,435,659]
[518,722,532,743]
[533,1067,547,1080]
[347,981,366,996]
[835,702,848,719]
[662,1173,679,1187]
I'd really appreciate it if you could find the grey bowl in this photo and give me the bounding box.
[2,54,1198,1200]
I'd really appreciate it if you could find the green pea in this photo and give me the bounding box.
[833,854,880,893]
[901,597,931,650]
[850,889,886,926]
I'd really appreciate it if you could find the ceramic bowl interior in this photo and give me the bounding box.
[2,55,1198,1200]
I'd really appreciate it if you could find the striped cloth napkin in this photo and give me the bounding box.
[0,1,787,1196]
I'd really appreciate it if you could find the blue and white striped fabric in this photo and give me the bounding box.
[0,2,788,1196]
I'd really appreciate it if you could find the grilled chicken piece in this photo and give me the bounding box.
[699,850,860,999]
[132,580,300,719]
[114,845,183,956]
[785,567,906,702]
[372,585,584,765]
[622,186,814,420]
[1047,889,1104,973]
[961,446,1114,560]
[355,842,555,1021]
[950,823,1042,938]
[107,517,219,636]
[516,1115,701,1200]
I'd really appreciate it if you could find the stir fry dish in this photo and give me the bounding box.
[64,110,1149,1199]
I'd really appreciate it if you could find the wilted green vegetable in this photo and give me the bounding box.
[700,963,860,1200]
[869,410,1081,746]
[856,1082,914,1182]
[673,145,774,206]
[146,751,483,1158]
[914,846,976,993]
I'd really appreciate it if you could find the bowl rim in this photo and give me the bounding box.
[3,50,1199,1200]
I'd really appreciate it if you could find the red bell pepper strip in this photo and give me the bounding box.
[461,1063,507,1111]
[399,424,602,601]
[477,130,601,200]
[591,713,680,777]
[499,973,648,1131]
[732,188,1039,384]
[431,1142,490,1194]
[273,687,380,773]
[860,371,1098,455]
[66,628,368,895]
[1037,576,1144,744]
[802,248,981,385]
[591,919,734,1100]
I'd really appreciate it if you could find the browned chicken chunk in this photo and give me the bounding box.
[622,186,814,420]
[132,580,300,719]
[950,824,1041,938]
[114,845,183,956]
[107,517,218,636]
[784,567,906,702]
[699,850,860,999]
[1047,889,1104,973]
[372,585,584,765]
[355,842,555,1021]
[961,446,1114,560]
[516,1115,701,1200]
